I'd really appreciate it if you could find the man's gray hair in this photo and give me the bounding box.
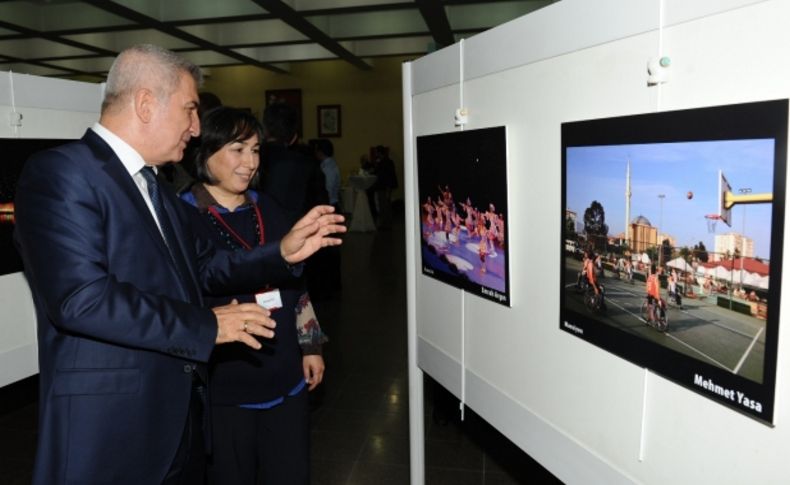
[102,44,203,114]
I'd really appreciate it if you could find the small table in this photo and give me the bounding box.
[340,186,355,214]
[347,175,377,232]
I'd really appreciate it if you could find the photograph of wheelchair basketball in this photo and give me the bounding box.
[560,101,788,422]
[563,139,776,385]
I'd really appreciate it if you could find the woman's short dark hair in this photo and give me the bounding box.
[192,106,263,186]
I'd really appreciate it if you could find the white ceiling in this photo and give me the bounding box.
[0,0,557,78]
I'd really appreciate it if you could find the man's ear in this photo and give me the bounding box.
[134,88,155,123]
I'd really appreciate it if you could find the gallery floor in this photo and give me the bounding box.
[0,212,560,484]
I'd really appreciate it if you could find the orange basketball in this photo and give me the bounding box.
[687,191,693,200]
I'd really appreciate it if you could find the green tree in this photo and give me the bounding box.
[583,201,608,251]
[646,247,658,266]
[694,241,709,263]
[661,239,672,266]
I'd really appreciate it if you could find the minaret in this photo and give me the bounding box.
[625,159,631,248]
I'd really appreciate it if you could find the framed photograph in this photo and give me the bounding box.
[417,126,510,306]
[0,138,74,275]
[317,105,342,137]
[561,100,787,424]
[265,89,302,136]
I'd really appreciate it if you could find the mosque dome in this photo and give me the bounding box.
[632,215,652,226]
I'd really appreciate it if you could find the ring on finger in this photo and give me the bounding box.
[243,321,249,332]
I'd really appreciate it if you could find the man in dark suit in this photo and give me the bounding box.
[257,102,328,221]
[14,44,344,485]
[257,104,332,301]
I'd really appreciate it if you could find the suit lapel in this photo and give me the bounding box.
[160,188,202,304]
[84,131,171,260]
[83,130,199,302]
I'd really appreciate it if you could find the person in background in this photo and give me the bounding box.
[256,102,327,221]
[359,153,374,174]
[668,268,682,306]
[258,105,333,303]
[646,265,663,322]
[169,91,224,190]
[198,91,223,114]
[181,107,327,485]
[584,250,600,296]
[364,152,379,220]
[370,145,398,229]
[14,44,344,485]
[314,138,341,212]
[311,138,343,295]
[356,153,374,221]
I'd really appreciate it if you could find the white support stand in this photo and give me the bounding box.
[403,61,425,485]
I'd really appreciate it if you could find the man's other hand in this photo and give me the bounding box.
[213,299,276,350]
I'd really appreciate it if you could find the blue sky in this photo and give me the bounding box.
[566,139,775,260]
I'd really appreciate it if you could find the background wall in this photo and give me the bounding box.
[203,56,407,199]
[406,0,790,483]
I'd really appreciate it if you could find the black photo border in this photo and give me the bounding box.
[0,138,74,276]
[417,126,511,306]
[560,100,787,424]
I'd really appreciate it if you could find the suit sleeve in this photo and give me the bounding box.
[192,236,298,297]
[183,200,301,297]
[14,150,217,361]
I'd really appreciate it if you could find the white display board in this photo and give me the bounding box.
[405,0,790,483]
[0,71,101,387]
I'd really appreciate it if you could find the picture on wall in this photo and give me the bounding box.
[561,100,787,423]
[0,138,73,276]
[417,126,510,306]
[317,104,341,137]
[265,89,303,136]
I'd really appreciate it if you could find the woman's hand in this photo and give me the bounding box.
[302,355,325,391]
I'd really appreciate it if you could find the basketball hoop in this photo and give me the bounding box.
[704,214,720,233]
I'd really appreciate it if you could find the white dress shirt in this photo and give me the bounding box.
[91,123,166,236]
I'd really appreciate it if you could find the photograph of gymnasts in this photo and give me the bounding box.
[416,126,510,306]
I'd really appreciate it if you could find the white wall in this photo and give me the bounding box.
[406,0,790,483]
[0,71,101,387]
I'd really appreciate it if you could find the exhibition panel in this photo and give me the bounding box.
[405,0,790,483]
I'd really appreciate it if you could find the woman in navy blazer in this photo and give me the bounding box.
[181,107,327,484]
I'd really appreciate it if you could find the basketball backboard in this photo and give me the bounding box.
[718,170,733,227]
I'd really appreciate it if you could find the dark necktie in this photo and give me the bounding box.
[140,168,208,390]
[140,166,179,262]
[139,166,201,303]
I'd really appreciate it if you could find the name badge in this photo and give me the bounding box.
[255,289,283,310]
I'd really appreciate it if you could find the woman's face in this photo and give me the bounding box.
[207,134,260,196]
